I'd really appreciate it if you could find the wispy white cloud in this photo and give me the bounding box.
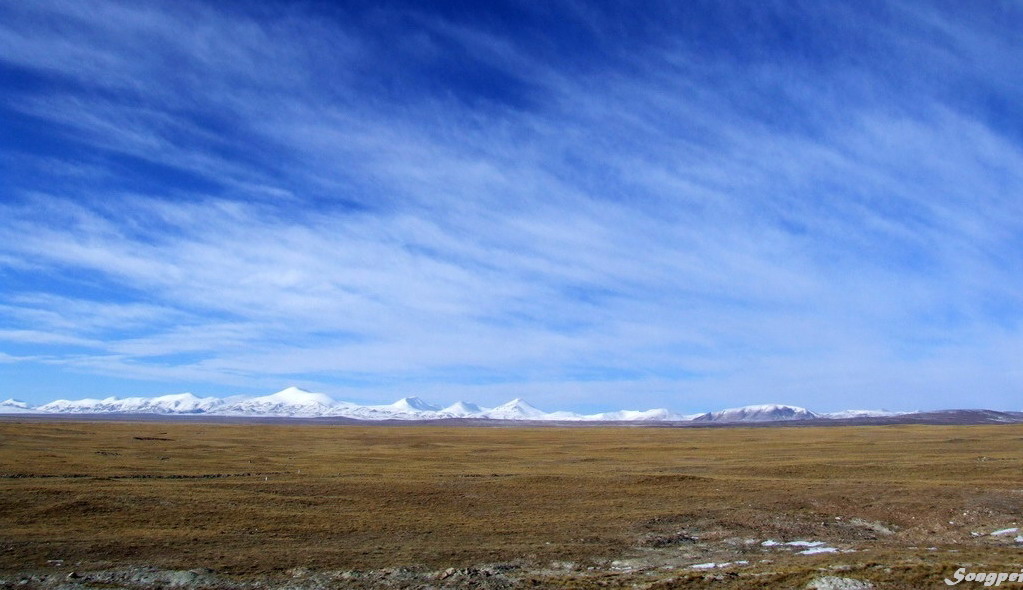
[0,0,1020,410]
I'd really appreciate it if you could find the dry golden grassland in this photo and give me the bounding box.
[1,420,1021,588]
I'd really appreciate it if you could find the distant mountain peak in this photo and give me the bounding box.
[494,398,534,409]
[692,404,818,423]
[261,387,335,405]
[482,398,546,419]
[389,396,440,412]
[442,401,482,416]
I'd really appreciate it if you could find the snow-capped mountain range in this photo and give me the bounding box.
[0,387,904,422]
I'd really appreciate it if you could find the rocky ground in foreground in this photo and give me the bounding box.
[5,523,1021,589]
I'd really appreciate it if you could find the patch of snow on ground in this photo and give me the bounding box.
[990,527,1018,536]
[799,546,839,555]
[761,539,840,555]
[688,560,748,570]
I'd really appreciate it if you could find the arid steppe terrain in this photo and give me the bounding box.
[1,420,1021,588]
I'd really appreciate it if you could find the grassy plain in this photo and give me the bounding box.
[1,420,1022,588]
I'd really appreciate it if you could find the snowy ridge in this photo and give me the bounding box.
[219,387,341,417]
[441,401,482,417]
[0,398,35,414]
[821,409,902,419]
[37,393,224,415]
[572,408,698,421]
[691,404,819,423]
[3,389,919,422]
[479,398,548,420]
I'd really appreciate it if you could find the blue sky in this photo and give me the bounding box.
[1,0,1021,412]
